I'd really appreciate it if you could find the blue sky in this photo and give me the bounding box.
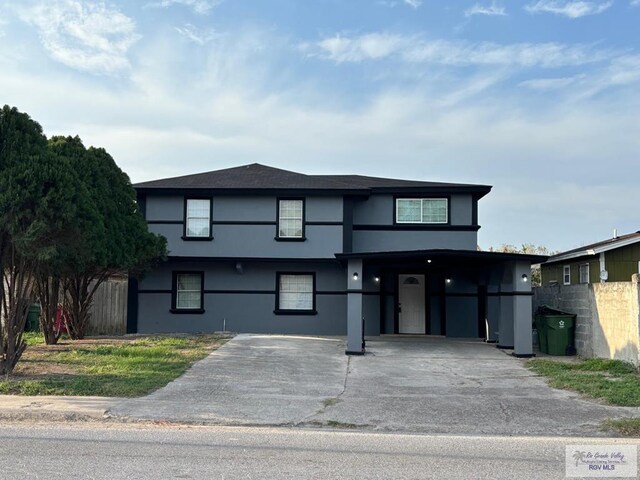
[1,0,638,251]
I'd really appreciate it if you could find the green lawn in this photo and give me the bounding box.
[527,358,640,436]
[0,333,231,397]
[527,358,640,406]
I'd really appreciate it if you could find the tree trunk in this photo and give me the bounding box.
[35,273,62,346]
[0,244,33,375]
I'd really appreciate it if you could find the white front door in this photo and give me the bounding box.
[398,274,426,334]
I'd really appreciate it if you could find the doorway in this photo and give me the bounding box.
[398,274,426,334]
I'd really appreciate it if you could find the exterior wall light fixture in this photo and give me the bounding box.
[522,274,528,282]
[374,276,380,283]
[445,278,452,285]
[352,272,359,281]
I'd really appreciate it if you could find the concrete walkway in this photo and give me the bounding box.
[109,334,640,435]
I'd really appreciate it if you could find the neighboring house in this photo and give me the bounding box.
[128,164,546,356]
[541,231,640,285]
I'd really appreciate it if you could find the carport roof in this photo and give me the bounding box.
[335,249,549,265]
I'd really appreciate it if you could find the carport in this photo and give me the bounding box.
[337,249,548,357]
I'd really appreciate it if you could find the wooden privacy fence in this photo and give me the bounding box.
[87,278,128,336]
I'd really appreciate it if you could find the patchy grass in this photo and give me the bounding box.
[601,418,640,437]
[527,358,640,406]
[0,334,231,397]
[322,397,341,408]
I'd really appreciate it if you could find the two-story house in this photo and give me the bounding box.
[129,164,547,357]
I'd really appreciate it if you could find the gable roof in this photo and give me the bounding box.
[544,231,640,265]
[133,163,492,196]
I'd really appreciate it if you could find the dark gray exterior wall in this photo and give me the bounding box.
[136,190,504,338]
[137,259,347,335]
[146,195,343,259]
[351,194,478,253]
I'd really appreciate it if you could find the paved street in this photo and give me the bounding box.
[1,423,639,479]
[110,334,640,436]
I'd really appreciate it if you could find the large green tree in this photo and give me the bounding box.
[0,107,81,369]
[49,136,166,339]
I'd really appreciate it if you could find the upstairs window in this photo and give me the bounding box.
[277,199,304,239]
[185,198,211,238]
[563,265,571,285]
[396,198,448,224]
[580,264,590,284]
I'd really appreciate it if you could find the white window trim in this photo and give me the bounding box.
[563,265,571,285]
[396,198,448,224]
[185,198,211,238]
[277,199,304,239]
[579,263,590,284]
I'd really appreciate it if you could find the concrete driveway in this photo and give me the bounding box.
[110,334,639,435]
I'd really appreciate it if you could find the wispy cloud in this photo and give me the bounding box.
[146,0,221,15]
[519,75,582,90]
[377,0,422,8]
[15,0,140,75]
[525,1,613,18]
[465,1,507,17]
[307,33,613,68]
[631,0,640,6]
[174,23,221,45]
[404,0,422,8]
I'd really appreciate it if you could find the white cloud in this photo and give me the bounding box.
[309,33,613,68]
[174,23,221,45]
[631,0,640,6]
[525,1,613,18]
[146,0,221,15]
[404,0,422,8]
[15,0,139,74]
[376,0,422,8]
[465,1,507,17]
[519,76,581,90]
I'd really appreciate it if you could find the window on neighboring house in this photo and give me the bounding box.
[563,265,571,285]
[396,198,448,224]
[277,199,304,239]
[185,198,211,239]
[276,273,315,313]
[172,272,204,312]
[580,263,590,284]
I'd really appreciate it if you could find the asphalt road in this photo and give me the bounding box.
[1,423,638,479]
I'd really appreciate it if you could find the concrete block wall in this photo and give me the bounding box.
[533,277,640,365]
[533,284,593,357]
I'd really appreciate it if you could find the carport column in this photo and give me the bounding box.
[346,258,365,355]
[512,260,534,357]
[497,262,515,349]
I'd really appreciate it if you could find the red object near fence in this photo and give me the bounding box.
[55,305,68,335]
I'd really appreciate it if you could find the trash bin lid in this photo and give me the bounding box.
[535,305,574,316]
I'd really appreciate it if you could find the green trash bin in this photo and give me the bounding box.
[26,304,41,332]
[534,306,576,356]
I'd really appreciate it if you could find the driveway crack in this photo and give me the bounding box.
[295,356,351,426]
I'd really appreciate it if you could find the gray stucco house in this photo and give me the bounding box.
[128,163,546,356]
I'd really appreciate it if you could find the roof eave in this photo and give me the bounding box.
[543,236,640,265]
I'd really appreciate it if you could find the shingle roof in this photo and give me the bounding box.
[133,163,492,195]
[544,231,640,265]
